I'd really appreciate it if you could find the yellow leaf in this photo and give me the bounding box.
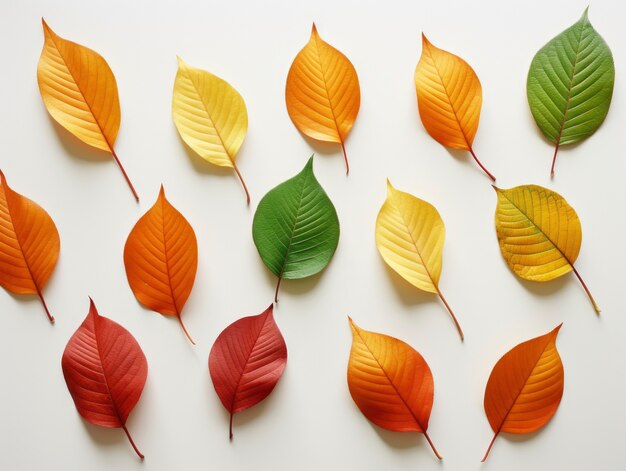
[172,57,250,204]
[37,19,138,201]
[285,23,360,174]
[375,180,463,340]
[414,34,495,181]
[494,184,599,313]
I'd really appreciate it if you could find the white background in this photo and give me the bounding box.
[0,0,624,469]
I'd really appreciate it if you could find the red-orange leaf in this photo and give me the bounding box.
[123,186,198,343]
[0,170,60,322]
[347,318,441,459]
[62,298,148,459]
[482,324,564,461]
[209,304,287,439]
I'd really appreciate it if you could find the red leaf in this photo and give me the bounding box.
[61,298,148,459]
[209,304,287,439]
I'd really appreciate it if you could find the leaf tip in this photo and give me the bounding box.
[385,178,394,193]
[421,32,431,47]
[552,323,563,336]
[582,5,590,20]
[159,184,166,198]
[0,169,5,184]
[87,297,98,317]
[311,22,318,37]
[176,55,187,69]
[305,155,315,170]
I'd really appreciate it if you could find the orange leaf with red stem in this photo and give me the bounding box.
[0,170,60,323]
[124,186,198,343]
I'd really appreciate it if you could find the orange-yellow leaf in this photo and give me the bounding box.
[414,34,495,181]
[347,318,441,459]
[123,186,198,343]
[482,324,564,461]
[37,19,138,201]
[285,23,360,174]
[0,171,60,322]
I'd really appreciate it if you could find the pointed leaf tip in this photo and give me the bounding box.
[421,33,430,47]
[311,22,318,37]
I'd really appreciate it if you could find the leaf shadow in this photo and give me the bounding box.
[372,425,443,463]
[80,420,130,452]
[175,133,235,178]
[381,262,437,307]
[512,270,570,299]
[211,368,288,441]
[45,113,111,163]
[300,132,342,158]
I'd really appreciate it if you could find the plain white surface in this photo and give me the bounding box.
[0,0,624,469]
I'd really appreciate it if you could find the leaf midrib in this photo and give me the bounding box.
[183,67,235,165]
[552,16,588,147]
[354,327,428,432]
[46,30,116,154]
[423,44,474,149]
[498,190,575,268]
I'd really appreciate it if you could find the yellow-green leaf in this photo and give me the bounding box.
[172,57,250,203]
[375,180,463,340]
[494,184,599,313]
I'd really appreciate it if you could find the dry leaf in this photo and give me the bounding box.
[0,171,60,323]
[172,57,250,203]
[37,19,138,201]
[482,324,564,461]
[124,186,198,343]
[347,318,441,459]
[62,298,148,459]
[414,34,496,181]
[209,304,287,439]
[494,184,599,313]
[375,180,463,340]
[285,23,360,174]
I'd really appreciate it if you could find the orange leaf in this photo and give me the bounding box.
[285,23,360,174]
[123,186,198,343]
[0,171,60,323]
[482,324,564,461]
[37,19,139,201]
[414,34,496,181]
[347,318,441,459]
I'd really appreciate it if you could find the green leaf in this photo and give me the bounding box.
[252,156,340,300]
[527,7,615,176]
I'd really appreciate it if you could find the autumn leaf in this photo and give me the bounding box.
[172,57,251,204]
[62,298,148,459]
[209,304,287,439]
[0,170,60,323]
[482,324,564,461]
[414,34,496,181]
[375,180,463,340]
[124,186,198,343]
[347,318,441,460]
[37,19,139,201]
[285,23,360,174]
[493,184,599,313]
[252,157,339,302]
[527,7,614,176]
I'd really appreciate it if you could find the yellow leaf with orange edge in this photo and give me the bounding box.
[37,19,138,201]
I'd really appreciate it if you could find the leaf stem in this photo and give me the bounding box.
[481,431,499,462]
[423,430,442,460]
[110,148,139,202]
[233,162,251,205]
[36,288,54,324]
[436,289,464,341]
[340,141,350,175]
[550,142,560,178]
[571,265,600,314]
[121,424,144,459]
[176,313,196,344]
[229,413,234,441]
[468,147,496,182]
[274,277,282,303]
